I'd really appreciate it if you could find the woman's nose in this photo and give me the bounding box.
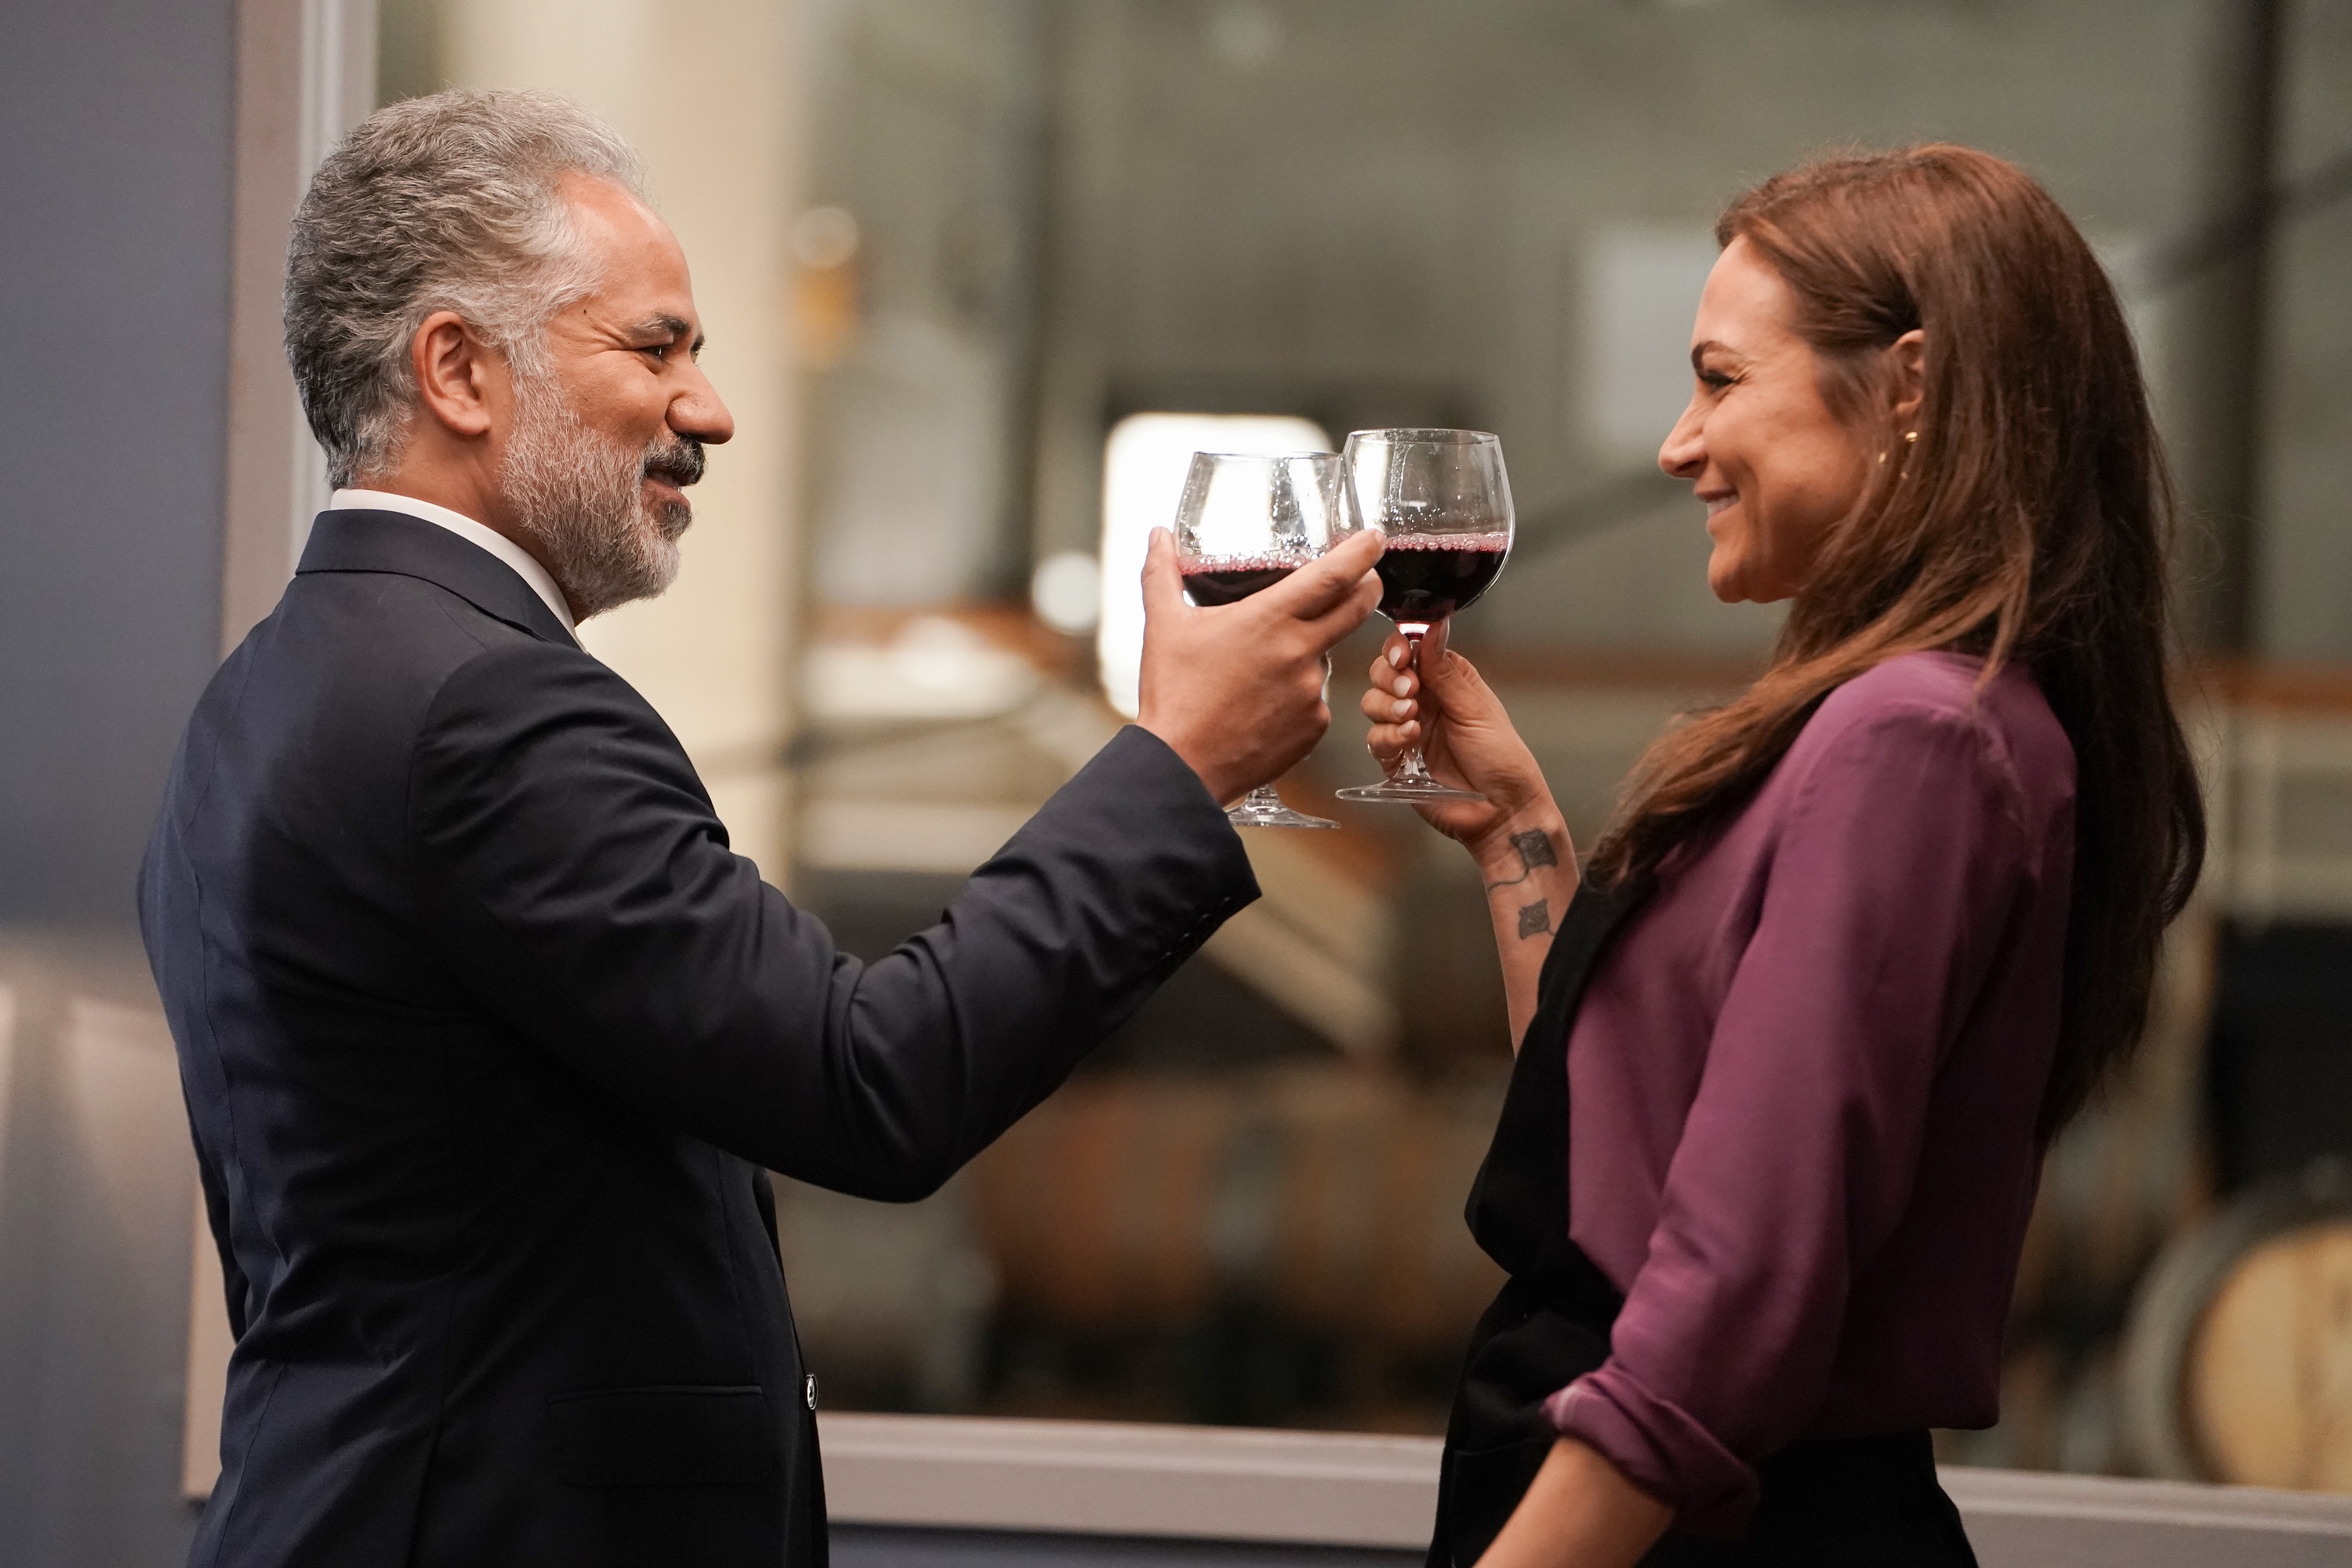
[1657,400,1705,480]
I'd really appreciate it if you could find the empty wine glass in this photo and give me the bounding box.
[1174,450,1358,829]
[1334,429,1515,804]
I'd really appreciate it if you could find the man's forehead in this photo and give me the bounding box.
[560,168,660,229]
[561,174,699,332]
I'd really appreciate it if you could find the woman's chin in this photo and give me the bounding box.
[1706,553,1750,604]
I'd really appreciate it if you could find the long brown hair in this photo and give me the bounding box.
[1586,146,2205,1136]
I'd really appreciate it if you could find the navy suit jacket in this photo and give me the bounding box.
[140,510,1258,1567]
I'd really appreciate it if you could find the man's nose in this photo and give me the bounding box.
[673,365,735,446]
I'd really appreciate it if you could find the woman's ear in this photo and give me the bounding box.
[1887,328,1926,428]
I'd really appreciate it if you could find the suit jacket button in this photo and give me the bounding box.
[804,1374,819,1410]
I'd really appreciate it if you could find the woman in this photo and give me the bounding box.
[1363,147,2205,1566]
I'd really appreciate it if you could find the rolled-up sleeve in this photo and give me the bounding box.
[1546,700,2033,1532]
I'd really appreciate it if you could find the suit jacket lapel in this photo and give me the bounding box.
[296,510,579,648]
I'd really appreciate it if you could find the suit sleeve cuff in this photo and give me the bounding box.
[1546,1367,1760,1537]
[1103,724,1241,834]
[1006,724,1260,964]
[1080,724,1253,877]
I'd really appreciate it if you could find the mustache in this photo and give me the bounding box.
[642,436,706,488]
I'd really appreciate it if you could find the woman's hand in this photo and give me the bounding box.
[1359,626,1560,866]
[1362,626,1577,1047]
[1473,1438,1672,1568]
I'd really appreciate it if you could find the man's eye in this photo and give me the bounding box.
[641,343,672,361]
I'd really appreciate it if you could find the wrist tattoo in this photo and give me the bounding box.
[1484,828,1559,891]
[1517,898,1552,938]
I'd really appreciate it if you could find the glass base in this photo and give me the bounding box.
[1226,800,1341,829]
[1334,775,1488,804]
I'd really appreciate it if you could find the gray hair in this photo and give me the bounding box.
[284,89,647,488]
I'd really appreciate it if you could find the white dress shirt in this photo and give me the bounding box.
[328,488,576,633]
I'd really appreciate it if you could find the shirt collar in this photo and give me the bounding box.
[328,488,576,633]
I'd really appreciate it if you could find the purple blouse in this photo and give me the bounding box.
[1544,652,2076,1532]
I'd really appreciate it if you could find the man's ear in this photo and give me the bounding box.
[410,310,498,439]
[1887,328,1926,428]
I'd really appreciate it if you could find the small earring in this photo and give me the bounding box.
[1904,430,1918,445]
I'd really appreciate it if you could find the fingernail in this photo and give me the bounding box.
[1388,646,1405,668]
[1391,699,1412,719]
[1392,678,1410,698]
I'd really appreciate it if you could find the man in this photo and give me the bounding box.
[142,89,1380,1568]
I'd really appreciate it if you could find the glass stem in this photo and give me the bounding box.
[1240,784,1287,813]
[1392,625,1439,784]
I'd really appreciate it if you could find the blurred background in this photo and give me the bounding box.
[5,0,2352,1560]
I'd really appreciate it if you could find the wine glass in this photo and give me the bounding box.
[1334,429,1514,804]
[1174,450,1359,829]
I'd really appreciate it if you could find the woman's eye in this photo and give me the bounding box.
[1698,370,1731,391]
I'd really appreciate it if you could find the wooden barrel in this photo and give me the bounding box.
[968,1065,1504,1353]
[968,1073,1236,1332]
[1258,1069,1503,1355]
[2120,1157,2352,1489]
[2009,911,2217,1327]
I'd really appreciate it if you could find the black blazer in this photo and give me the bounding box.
[140,510,1258,1568]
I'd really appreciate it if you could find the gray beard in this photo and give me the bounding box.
[498,376,694,622]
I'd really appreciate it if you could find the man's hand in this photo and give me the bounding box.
[1137,527,1385,806]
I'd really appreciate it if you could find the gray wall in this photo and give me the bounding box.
[1022,0,2218,657]
[801,0,1051,608]
[801,0,2352,661]
[2258,0,2352,662]
[0,0,236,1562]
[1,0,234,925]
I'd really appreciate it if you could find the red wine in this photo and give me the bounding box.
[1181,556,1298,606]
[1374,532,1510,623]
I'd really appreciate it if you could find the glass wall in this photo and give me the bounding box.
[376,0,2352,1485]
